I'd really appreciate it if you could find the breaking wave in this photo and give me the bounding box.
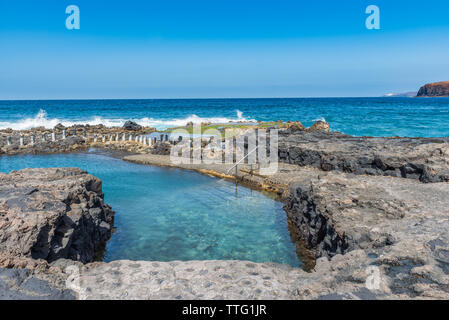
[0,109,256,130]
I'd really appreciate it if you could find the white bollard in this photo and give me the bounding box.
[42,133,46,142]
[19,135,24,146]
[94,134,98,142]
[6,136,11,146]
[109,134,113,142]
[52,132,56,142]
[122,133,126,141]
[30,135,35,145]
[62,130,66,140]
[115,133,119,141]
[129,134,133,141]
[102,135,106,143]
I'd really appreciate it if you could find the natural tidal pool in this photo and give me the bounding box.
[0,150,302,267]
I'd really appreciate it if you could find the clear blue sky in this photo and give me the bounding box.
[1,0,449,99]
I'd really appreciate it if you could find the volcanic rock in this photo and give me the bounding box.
[0,168,114,265]
[122,121,142,131]
[278,130,449,182]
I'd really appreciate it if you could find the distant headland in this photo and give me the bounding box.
[383,80,449,98]
[417,80,449,97]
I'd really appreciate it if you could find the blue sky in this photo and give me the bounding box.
[1,0,449,99]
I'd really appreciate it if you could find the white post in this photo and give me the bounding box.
[115,133,119,141]
[62,130,66,139]
[94,134,98,142]
[135,135,138,142]
[109,134,113,142]
[122,133,126,141]
[6,136,11,146]
[52,132,56,142]
[42,133,46,142]
[19,135,24,146]
[129,134,133,141]
[102,135,106,143]
[30,134,35,145]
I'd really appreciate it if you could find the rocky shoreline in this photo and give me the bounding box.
[1,121,449,299]
[278,130,449,183]
[0,123,156,156]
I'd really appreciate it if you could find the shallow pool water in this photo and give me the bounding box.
[0,150,302,267]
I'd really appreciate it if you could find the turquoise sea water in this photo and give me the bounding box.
[0,151,301,267]
[1,98,448,137]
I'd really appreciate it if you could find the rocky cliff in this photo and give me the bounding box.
[0,168,114,266]
[417,81,449,97]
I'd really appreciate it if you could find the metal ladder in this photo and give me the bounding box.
[226,146,259,177]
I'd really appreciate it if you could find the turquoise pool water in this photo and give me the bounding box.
[0,150,301,267]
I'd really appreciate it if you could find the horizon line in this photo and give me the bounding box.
[0,96,417,101]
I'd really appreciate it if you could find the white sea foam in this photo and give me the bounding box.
[0,109,256,130]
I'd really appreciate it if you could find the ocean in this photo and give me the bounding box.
[0,98,448,137]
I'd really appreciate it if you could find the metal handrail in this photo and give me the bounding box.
[226,146,259,175]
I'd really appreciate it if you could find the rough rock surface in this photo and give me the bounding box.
[0,267,75,300]
[417,81,449,97]
[0,168,114,265]
[278,130,449,182]
[150,141,172,155]
[284,170,449,298]
[122,121,142,131]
